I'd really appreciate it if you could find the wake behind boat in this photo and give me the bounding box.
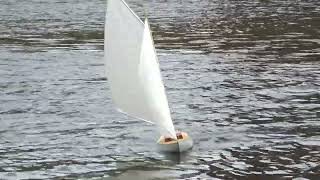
[104,0,193,152]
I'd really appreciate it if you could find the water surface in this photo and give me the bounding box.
[0,0,319,179]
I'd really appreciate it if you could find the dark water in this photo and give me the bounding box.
[0,0,319,179]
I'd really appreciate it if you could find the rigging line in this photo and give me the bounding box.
[143,2,148,20]
[116,108,154,124]
[119,0,144,25]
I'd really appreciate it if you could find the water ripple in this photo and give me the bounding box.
[0,0,319,179]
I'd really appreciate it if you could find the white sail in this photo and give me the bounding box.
[105,0,176,138]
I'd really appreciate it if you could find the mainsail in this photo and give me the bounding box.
[105,0,176,138]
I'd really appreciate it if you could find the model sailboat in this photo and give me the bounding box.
[104,0,193,152]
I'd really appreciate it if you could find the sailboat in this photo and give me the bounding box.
[104,0,193,152]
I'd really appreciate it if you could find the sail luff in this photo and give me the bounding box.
[145,18,176,137]
[138,19,176,138]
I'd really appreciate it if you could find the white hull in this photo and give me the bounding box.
[157,138,193,153]
[157,132,193,153]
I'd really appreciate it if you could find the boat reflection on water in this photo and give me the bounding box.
[109,152,192,180]
[162,151,192,164]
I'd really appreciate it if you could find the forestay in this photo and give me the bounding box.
[105,0,176,138]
